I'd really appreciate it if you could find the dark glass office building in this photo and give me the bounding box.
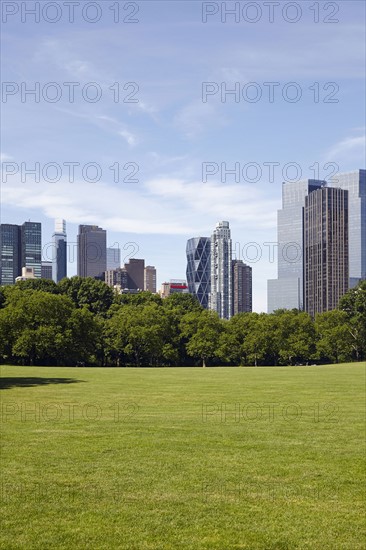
[20,222,42,278]
[52,219,67,283]
[1,221,42,284]
[0,224,21,285]
[232,260,252,314]
[186,237,211,308]
[21,222,42,279]
[304,187,349,316]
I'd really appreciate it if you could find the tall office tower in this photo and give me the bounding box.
[186,237,211,308]
[304,187,349,317]
[330,169,366,287]
[21,222,42,278]
[41,261,53,280]
[125,258,145,290]
[209,221,232,319]
[77,225,107,278]
[144,265,157,293]
[0,224,21,285]
[107,247,121,271]
[267,179,326,312]
[52,219,67,283]
[232,260,252,315]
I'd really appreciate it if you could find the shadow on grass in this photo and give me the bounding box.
[0,377,86,390]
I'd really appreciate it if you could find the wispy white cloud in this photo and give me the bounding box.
[147,152,189,167]
[118,129,138,147]
[145,178,277,228]
[174,101,227,138]
[217,24,365,79]
[325,133,366,165]
[1,173,277,235]
[0,153,13,162]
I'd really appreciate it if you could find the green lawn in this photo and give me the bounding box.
[0,364,365,549]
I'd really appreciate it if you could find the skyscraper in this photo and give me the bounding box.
[267,179,326,312]
[21,222,42,278]
[107,247,121,271]
[209,221,232,319]
[232,260,252,315]
[77,225,106,278]
[186,237,211,308]
[331,169,366,287]
[52,219,67,283]
[144,265,157,293]
[125,258,145,290]
[304,187,349,316]
[0,224,21,285]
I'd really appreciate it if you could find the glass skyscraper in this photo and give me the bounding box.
[331,169,366,287]
[0,221,42,284]
[186,237,211,308]
[304,187,349,316]
[209,221,232,319]
[107,247,121,271]
[52,219,67,283]
[21,222,42,279]
[267,179,326,312]
[0,224,21,285]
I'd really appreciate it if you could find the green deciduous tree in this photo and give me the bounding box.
[272,310,316,365]
[115,291,163,307]
[315,310,353,363]
[14,278,60,293]
[180,310,222,367]
[0,290,100,365]
[58,276,114,316]
[105,303,175,366]
[338,280,366,360]
[0,291,73,365]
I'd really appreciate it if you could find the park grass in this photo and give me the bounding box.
[0,363,365,549]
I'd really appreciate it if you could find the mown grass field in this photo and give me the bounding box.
[0,363,365,549]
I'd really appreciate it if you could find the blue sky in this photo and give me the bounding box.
[1,0,365,311]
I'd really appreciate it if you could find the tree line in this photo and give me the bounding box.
[0,277,365,367]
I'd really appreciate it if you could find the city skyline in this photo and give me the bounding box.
[1,1,365,312]
[1,166,364,314]
[268,169,365,313]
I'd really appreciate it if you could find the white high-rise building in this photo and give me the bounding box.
[209,221,232,319]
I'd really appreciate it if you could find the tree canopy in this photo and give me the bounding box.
[0,278,364,367]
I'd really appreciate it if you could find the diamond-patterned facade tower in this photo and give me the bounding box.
[186,237,211,308]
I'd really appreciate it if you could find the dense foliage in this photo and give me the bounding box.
[0,277,365,366]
